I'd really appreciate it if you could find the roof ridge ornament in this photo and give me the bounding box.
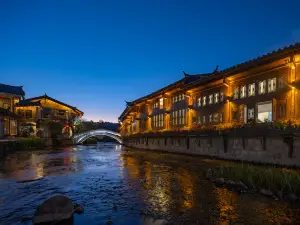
[213,65,219,73]
[182,71,189,78]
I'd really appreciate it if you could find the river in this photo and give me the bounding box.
[0,143,299,225]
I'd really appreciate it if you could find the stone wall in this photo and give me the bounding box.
[123,131,300,166]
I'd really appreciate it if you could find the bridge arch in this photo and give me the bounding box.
[73,129,122,144]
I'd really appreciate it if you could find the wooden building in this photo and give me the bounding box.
[0,84,25,138]
[119,43,300,136]
[15,94,83,137]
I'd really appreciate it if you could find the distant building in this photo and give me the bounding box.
[15,94,83,137]
[0,83,25,138]
[119,43,300,136]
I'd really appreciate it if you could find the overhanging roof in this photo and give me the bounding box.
[0,108,20,119]
[17,94,84,115]
[119,42,300,121]
[0,83,25,96]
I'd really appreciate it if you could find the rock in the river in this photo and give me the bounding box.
[234,181,248,190]
[287,193,298,203]
[215,178,225,186]
[259,189,273,197]
[205,168,213,180]
[275,190,283,199]
[32,195,83,225]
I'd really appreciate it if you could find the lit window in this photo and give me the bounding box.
[197,116,201,124]
[213,113,219,123]
[278,77,285,89]
[279,104,286,118]
[159,98,164,109]
[248,83,255,96]
[240,86,246,98]
[203,115,206,124]
[268,78,276,92]
[172,109,186,126]
[209,114,212,123]
[220,92,224,101]
[3,103,9,109]
[209,94,213,104]
[175,95,178,102]
[233,87,239,99]
[197,97,201,107]
[203,96,207,106]
[259,80,266,94]
[215,93,219,103]
[257,102,272,122]
[248,108,254,119]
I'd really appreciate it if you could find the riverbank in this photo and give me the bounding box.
[206,163,300,204]
[123,126,300,167]
[0,137,73,160]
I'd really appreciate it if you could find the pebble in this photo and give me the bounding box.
[259,189,273,197]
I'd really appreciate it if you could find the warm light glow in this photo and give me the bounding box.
[291,64,296,70]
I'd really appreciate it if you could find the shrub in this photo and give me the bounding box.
[8,138,45,150]
[214,163,300,195]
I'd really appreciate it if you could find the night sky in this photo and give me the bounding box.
[1,0,300,122]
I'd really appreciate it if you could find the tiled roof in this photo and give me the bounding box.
[19,94,83,115]
[0,83,25,96]
[0,108,20,118]
[15,100,42,107]
[119,42,300,120]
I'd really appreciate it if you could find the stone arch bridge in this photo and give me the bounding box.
[73,129,122,144]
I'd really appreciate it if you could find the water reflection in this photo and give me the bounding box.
[215,187,237,225]
[0,145,299,225]
[120,149,300,224]
[0,148,83,182]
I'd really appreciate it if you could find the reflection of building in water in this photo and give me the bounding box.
[121,155,141,180]
[176,169,195,209]
[120,153,173,211]
[215,187,238,225]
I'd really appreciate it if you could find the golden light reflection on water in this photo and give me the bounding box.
[215,187,238,225]
[119,150,300,224]
[263,207,297,224]
[176,169,195,209]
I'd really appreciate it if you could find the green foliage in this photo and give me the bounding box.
[48,121,64,136]
[214,163,300,195]
[8,138,45,150]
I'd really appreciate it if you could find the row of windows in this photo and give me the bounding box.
[171,109,187,126]
[172,93,185,104]
[153,114,164,128]
[196,92,224,107]
[152,98,164,110]
[18,109,32,118]
[233,77,284,99]
[197,112,223,124]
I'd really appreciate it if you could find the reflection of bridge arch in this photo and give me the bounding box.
[73,129,122,144]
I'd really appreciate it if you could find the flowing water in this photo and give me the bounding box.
[0,143,299,225]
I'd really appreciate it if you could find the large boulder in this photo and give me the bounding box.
[33,195,81,225]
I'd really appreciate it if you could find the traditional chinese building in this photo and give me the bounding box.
[15,94,83,137]
[0,84,25,138]
[119,43,300,136]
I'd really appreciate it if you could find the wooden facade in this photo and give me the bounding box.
[119,43,300,136]
[15,94,83,137]
[0,84,25,138]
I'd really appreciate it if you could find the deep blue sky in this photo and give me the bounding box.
[1,0,300,122]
